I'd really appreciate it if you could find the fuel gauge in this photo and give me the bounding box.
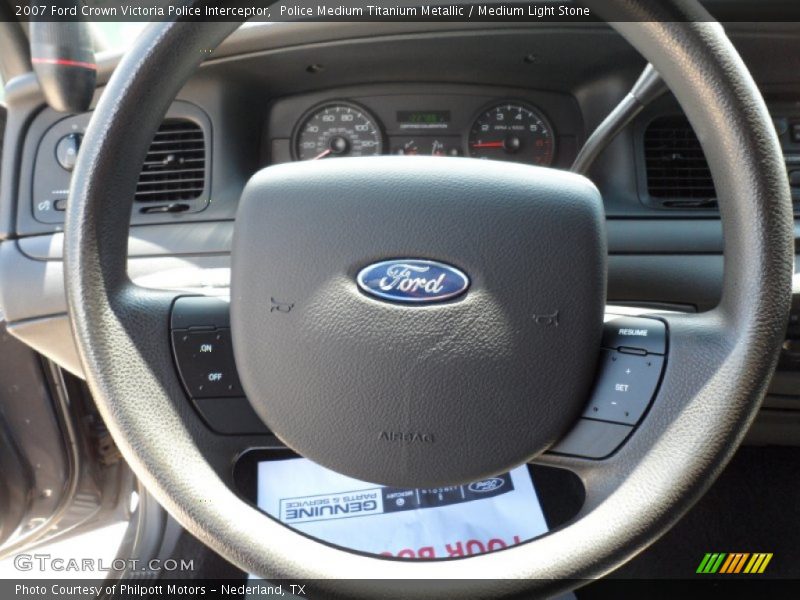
[391,136,461,157]
[395,139,420,155]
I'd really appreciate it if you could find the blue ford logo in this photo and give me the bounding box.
[357,259,470,304]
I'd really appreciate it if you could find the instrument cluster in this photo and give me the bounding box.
[290,99,557,166]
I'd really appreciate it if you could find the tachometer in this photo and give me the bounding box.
[293,102,384,161]
[467,102,555,166]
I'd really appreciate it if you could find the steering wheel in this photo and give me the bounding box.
[64,1,793,597]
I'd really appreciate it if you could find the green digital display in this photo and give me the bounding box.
[397,111,450,128]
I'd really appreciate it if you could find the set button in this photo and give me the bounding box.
[582,349,664,425]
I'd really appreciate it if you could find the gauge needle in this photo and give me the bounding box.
[470,141,504,148]
[313,149,332,160]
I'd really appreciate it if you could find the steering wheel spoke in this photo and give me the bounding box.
[84,283,267,485]
[538,309,742,509]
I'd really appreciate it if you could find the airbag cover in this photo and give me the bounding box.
[231,156,606,486]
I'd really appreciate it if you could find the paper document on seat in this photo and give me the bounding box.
[256,458,548,559]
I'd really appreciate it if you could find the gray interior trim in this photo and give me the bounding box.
[0,18,31,81]
[17,222,234,261]
[7,317,82,378]
[16,218,800,263]
[0,240,232,323]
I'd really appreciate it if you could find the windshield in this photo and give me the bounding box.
[90,22,270,53]
[90,22,148,52]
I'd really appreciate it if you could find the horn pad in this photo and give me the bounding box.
[231,157,606,487]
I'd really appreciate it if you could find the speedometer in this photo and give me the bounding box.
[467,102,555,166]
[293,102,384,161]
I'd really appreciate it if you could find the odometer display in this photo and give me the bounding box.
[294,102,384,161]
[468,102,555,166]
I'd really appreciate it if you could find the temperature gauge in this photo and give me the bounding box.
[391,137,461,157]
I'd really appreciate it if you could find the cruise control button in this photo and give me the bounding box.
[602,316,666,355]
[172,329,243,398]
[583,349,664,425]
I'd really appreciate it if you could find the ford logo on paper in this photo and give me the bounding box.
[468,478,506,493]
[356,259,470,304]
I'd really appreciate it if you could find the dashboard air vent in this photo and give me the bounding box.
[135,119,206,203]
[644,115,716,205]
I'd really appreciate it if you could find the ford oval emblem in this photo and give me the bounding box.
[468,477,505,493]
[357,259,470,304]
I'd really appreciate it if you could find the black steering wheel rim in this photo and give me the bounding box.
[63,2,793,597]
